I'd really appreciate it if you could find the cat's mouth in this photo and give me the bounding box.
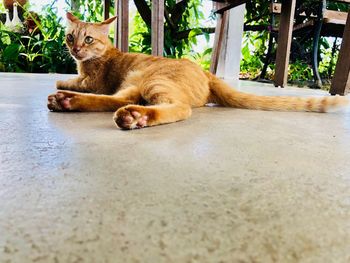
[72,53,85,60]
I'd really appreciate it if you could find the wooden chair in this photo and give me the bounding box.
[270,0,350,87]
[312,0,350,87]
[261,1,317,81]
[211,0,350,89]
[209,0,297,89]
[209,0,247,74]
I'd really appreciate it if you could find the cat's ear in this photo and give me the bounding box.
[101,16,117,25]
[66,12,80,23]
[99,16,117,34]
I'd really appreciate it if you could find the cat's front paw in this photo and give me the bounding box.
[114,106,149,130]
[47,91,78,112]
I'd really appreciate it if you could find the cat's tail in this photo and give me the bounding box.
[208,74,348,113]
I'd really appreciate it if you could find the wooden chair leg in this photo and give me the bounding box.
[274,0,296,87]
[151,0,164,56]
[330,11,350,95]
[115,0,129,52]
[210,11,228,74]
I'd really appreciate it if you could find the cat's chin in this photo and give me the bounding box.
[72,54,98,62]
[72,54,86,61]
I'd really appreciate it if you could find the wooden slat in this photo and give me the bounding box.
[103,0,110,20]
[324,10,348,25]
[115,0,129,52]
[272,2,349,25]
[270,2,316,17]
[330,11,350,95]
[274,0,296,87]
[214,3,234,14]
[214,0,246,14]
[210,11,228,73]
[211,0,246,3]
[151,0,164,56]
[293,19,314,31]
[333,0,350,3]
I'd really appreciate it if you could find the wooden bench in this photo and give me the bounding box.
[271,0,350,87]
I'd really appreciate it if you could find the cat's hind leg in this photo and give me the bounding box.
[48,91,132,112]
[114,103,192,129]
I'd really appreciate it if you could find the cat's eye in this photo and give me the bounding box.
[66,34,74,43]
[84,36,94,44]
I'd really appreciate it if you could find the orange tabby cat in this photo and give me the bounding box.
[47,13,348,129]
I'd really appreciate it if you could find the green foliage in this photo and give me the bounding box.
[0,1,76,73]
[240,0,344,83]
[240,1,271,79]
[66,0,115,22]
[130,13,152,54]
[130,0,211,59]
[184,47,212,70]
[240,30,267,79]
[288,60,313,81]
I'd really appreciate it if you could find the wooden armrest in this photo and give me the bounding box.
[213,0,246,14]
[330,0,350,3]
[324,9,348,25]
[210,0,246,3]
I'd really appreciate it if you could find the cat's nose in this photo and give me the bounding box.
[73,46,81,53]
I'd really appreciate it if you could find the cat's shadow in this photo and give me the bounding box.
[47,111,117,131]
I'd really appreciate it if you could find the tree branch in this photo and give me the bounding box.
[175,27,215,40]
[133,0,152,28]
[244,24,268,32]
[164,8,177,31]
[170,0,189,26]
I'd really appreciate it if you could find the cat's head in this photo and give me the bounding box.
[65,12,117,61]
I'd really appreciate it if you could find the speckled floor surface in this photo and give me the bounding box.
[1,73,350,263]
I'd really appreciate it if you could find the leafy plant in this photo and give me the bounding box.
[184,47,212,70]
[0,1,76,73]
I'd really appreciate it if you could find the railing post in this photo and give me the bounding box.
[210,3,228,74]
[151,0,164,56]
[115,0,129,52]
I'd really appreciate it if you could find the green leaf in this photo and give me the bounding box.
[188,28,202,38]
[3,44,20,60]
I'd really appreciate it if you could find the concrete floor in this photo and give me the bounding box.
[1,73,350,263]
